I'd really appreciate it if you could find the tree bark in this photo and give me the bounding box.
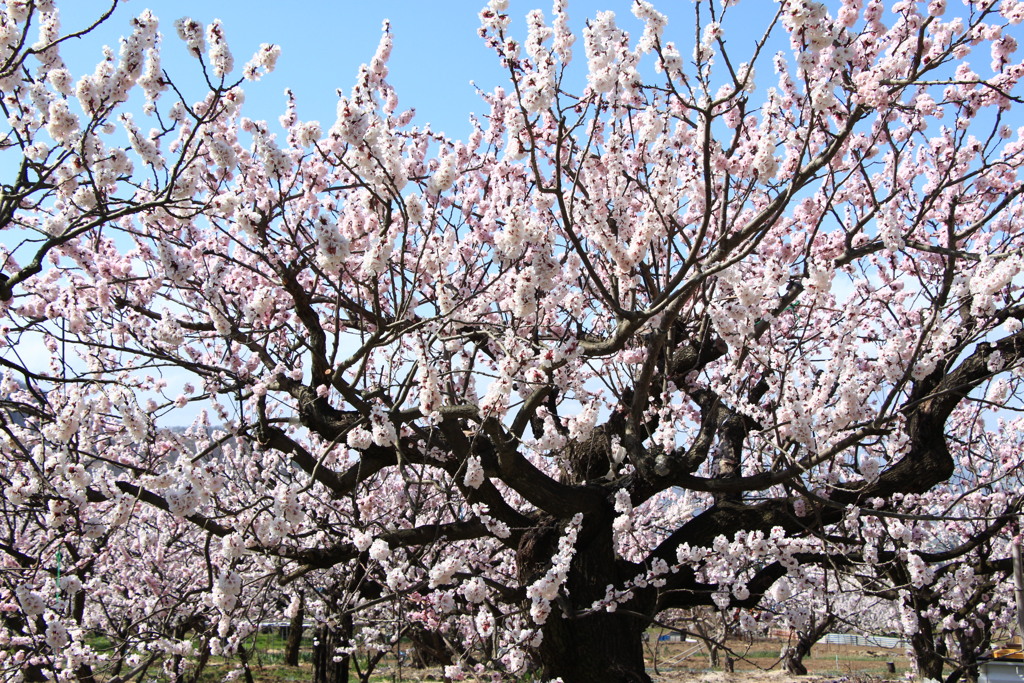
[707,643,721,670]
[312,625,349,683]
[522,512,652,683]
[782,612,837,676]
[537,607,650,682]
[237,643,256,683]
[782,646,808,676]
[186,637,211,683]
[909,628,946,682]
[1014,541,1024,642]
[950,613,992,683]
[407,623,452,667]
[284,591,304,667]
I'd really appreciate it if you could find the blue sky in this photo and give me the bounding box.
[53,1,1003,146]
[58,1,674,139]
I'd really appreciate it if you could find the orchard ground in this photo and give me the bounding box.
[154,632,911,682]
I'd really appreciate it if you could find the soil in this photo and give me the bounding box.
[240,636,910,682]
[642,638,907,682]
[650,673,891,683]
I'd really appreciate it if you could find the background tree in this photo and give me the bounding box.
[836,414,1024,683]
[3,0,1024,682]
[772,570,840,676]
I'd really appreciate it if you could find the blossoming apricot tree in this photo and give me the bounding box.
[3,0,1024,681]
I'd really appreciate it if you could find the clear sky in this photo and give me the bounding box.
[15,0,1008,424]
[55,1,999,144]
[58,1,680,140]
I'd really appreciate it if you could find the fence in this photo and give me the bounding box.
[818,633,907,649]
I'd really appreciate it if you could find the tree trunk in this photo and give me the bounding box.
[522,512,652,683]
[284,592,304,667]
[536,607,650,682]
[1014,541,1024,642]
[407,623,452,667]
[3,615,46,682]
[781,647,808,676]
[186,637,212,683]
[910,628,945,682]
[312,625,349,683]
[950,614,991,683]
[782,612,837,676]
[707,642,721,669]
[237,643,256,683]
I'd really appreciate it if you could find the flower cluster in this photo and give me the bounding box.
[526,514,582,624]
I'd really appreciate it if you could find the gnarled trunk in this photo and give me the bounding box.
[909,627,946,682]
[537,607,650,682]
[522,512,652,683]
[781,645,809,676]
[782,612,837,675]
[407,623,452,668]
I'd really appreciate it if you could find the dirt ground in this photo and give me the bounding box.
[371,640,905,682]
[651,674,888,683]
[381,669,893,682]
[642,639,905,683]
[248,636,907,682]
